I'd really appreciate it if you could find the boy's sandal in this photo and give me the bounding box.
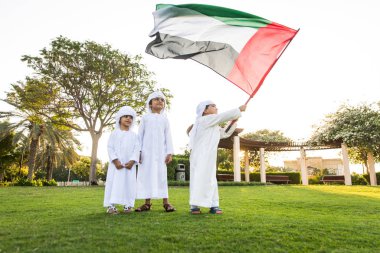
[123,206,133,213]
[163,203,176,212]
[190,207,201,215]
[135,203,152,212]
[106,206,119,214]
[209,207,223,214]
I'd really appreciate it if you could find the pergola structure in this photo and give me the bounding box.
[218,129,378,186]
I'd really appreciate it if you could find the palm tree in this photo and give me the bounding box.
[1,79,79,180]
[35,123,80,180]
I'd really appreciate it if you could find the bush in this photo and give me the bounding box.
[363,172,380,184]
[167,181,265,186]
[0,181,13,187]
[14,178,43,186]
[216,170,301,184]
[309,175,323,184]
[351,173,368,185]
[42,179,58,186]
[167,155,190,181]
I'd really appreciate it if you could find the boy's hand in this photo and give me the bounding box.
[165,154,172,164]
[113,159,124,170]
[125,160,135,170]
[239,105,247,112]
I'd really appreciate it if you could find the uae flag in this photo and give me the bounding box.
[146,4,298,97]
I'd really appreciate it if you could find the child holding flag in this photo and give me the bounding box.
[189,101,246,214]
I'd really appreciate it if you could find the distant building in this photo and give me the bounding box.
[284,157,343,175]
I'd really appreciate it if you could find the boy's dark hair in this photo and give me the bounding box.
[119,115,133,124]
[149,97,165,106]
[202,105,210,116]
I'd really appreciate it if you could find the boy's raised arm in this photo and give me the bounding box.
[204,108,241,127]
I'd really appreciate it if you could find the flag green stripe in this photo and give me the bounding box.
[156,4,271,29]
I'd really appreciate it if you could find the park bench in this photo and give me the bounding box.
[217,174,234,181]
[266,175,290,184]
[320,175,345,184]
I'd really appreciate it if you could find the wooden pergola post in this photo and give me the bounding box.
[233,136,241,182]
[300,147,308,185]
[367,152,378,186]
[260,148,266,183]
[341,143,352,185]
[244,150,250,182]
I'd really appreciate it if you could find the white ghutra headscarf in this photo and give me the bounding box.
[146,90,166,114]
[115,106,137,129]
[189,100,214,150]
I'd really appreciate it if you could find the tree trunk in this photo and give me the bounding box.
[46,145,53,181]
[27,125,43,180]
[0,163,4,182]
[89,132,101,185]
[27,137,39,180]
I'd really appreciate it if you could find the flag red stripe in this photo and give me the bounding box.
[227,22,297,96]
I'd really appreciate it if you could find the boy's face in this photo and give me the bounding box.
[150,97,165,112]
[203,104,218,115]
[119,115,133,128]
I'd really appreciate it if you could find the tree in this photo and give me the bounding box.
[241,129,293,170]
[1,80,79,180]
[217,148,233,171]
[71,156,102,181]
[34,123,80,180]
[310,103,380,169]
[22,36,171,184]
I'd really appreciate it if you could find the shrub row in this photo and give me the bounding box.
[167,181,265,187]
[5,178,58,187]
[217,170,301,184]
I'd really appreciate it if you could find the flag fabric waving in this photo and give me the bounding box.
[146,4,298,98]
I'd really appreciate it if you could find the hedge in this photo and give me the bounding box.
[167,156,190,181]
[217,170,301,184]
[363,172,380,184]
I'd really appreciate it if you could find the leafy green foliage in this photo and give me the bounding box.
[167,154,190,180]
[310,103,380,166]
[241,129,293,170]
[21,36,171,183]
[71,156,103,181]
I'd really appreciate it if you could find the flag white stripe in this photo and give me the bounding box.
[150,6,258,53]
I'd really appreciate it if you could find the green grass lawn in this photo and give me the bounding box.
[1,185,379,253]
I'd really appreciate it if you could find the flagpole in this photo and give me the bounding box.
[224,28,300,133]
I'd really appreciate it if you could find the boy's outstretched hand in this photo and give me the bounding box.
[165,154,173,164]
[125,160,135,170]
[239,105,247,112]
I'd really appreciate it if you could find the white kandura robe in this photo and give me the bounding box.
[189,108,241,208]
[103,129,140,207]
[136,113,174,199]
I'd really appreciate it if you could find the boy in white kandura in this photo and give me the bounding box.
[104,106,140,214]
[135,90,175,212]
[189,101,246,214]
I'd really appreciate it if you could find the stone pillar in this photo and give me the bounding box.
[367,152,378,186]
[300,147,308,185]
[260,148,266,183]
[341,143,352,185]
[244,150,250,182]
[233,136,241,182]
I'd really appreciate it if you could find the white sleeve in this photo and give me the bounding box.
[138,117,145,152]
[165,118,174,155]
[107,132,118,162]
[203,108,241,128]
[130,134,140,163]
[220,122,237,139]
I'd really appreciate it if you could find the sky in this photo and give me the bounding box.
[1,0,379,172]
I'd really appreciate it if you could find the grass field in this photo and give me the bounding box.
[0,185,379,253]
